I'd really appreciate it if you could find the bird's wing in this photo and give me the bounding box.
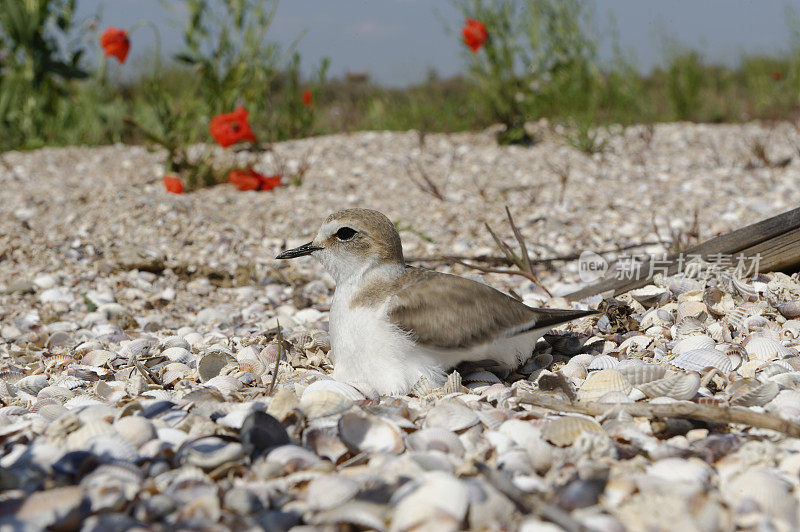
[385,268,596,349]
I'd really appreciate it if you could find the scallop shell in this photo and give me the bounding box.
[668,278,702,297]
[114,416,156,448]
[16,374,49,395]
[442,371,465,394]
[637,372,700,400]
[729,379,780,407]
[671,348,732,374]
[743,335,793,361]
[424,400,479,431]
[672,335,715,355]
[162,347,193,365]
[617,363,667,385]
[81,349,116,367]
[676,301,708,323]
[202,375,242,395]
[723,470,798,524]
[462,370,502,385]
[587,355,619,371]
[303,380,366,402]
[630,286,669,308]
[338,412,404,454]
[299,389,354,419]
[197,351,235,382]
[560,361,588,379]
[160,335,191,351]
[406,427,465,457]
[542,415,605,446]
[577,369,632,402]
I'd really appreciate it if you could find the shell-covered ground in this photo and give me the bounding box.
[1,122,800,530]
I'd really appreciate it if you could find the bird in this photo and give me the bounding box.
[276,208,596,395]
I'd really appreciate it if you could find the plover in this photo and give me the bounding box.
[277,208,596,395]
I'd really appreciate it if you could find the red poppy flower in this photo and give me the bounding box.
[209,107,258,148]
[228,168,282,191]
[100,27,130,64]
[462,18,487,53]
[302,89,313,107]
[772,71,783,81]
[163,175,184,194]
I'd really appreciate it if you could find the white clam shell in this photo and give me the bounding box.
[424,400,479,432]
[299,389,354,419]
[671,348,732,374]
[672,335,715,355]
[637,372,700,400]
[303,379,366,402]
[617,363,666,385]
[587,354,619,371]
[406,427,465,457]
[338,412,404,454]
[197,351,235,382]
[542,415,605,446]
[577,369,632,402]
[743,335,793,361]
[729,379,779,407]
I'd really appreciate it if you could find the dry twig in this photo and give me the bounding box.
[268,321,283,396]
[457,207,552,297]
[519,393,800,438]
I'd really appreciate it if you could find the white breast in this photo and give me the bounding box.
[329,285,447,395]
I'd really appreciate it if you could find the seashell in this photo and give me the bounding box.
[45,330,72,349]
[303,380,365,402]
[729,379,780,407]
[236,345,266,375]
[782,320,800,341]
[120,338,156,360]
[674,317,707,339]
[672,335,715,355]
[676,301,708,323]
[16,374,49,395]
[424,400,479,431]
[617,363,666,385]
[338,412,403,454]
[671,348,732,374]
[560,360,587,379]
[618,335,652,354]
[779,300,800,319]
[462,370,501,384]
[743,335,793,361]
[38,385,76,403]
[723,469,798,525]
[66,420,117,449]
[577,369,631,402]
[390,472,469,532]
[630,285,669,308]
[44,354,77,370]
[299,389,353,419]
[202,375,242,395]
[442,371,465,394]
[114,416,156,448]
[638,372,700,400]
[304,474,360,511]
[703,287,733,316]
[587,354,619,370]
[81,349,116,367]
[542,331,589,356]
[305,428,348,463]
[197,351,235,382]
[647,457,712,487]
[668,277,702,297]
[160,335,191,351]
[37,403,68,421]
[542,415,605,446]
[267,387,299,421]
[87,434,139,462]
[309,500,387,530]
[162,347,193,365]
[179,436,244,471]
[406,427,465,457]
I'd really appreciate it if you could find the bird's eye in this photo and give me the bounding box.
[335,227,357,241]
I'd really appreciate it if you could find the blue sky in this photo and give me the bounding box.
[78,0,797,86]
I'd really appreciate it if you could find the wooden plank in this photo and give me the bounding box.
[565,206,800,301]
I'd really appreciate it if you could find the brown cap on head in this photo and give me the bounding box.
[322,208,404,264]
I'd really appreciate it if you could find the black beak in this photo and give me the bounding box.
[276,241,322,259]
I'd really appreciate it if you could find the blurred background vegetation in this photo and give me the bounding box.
[1,0,799,151]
